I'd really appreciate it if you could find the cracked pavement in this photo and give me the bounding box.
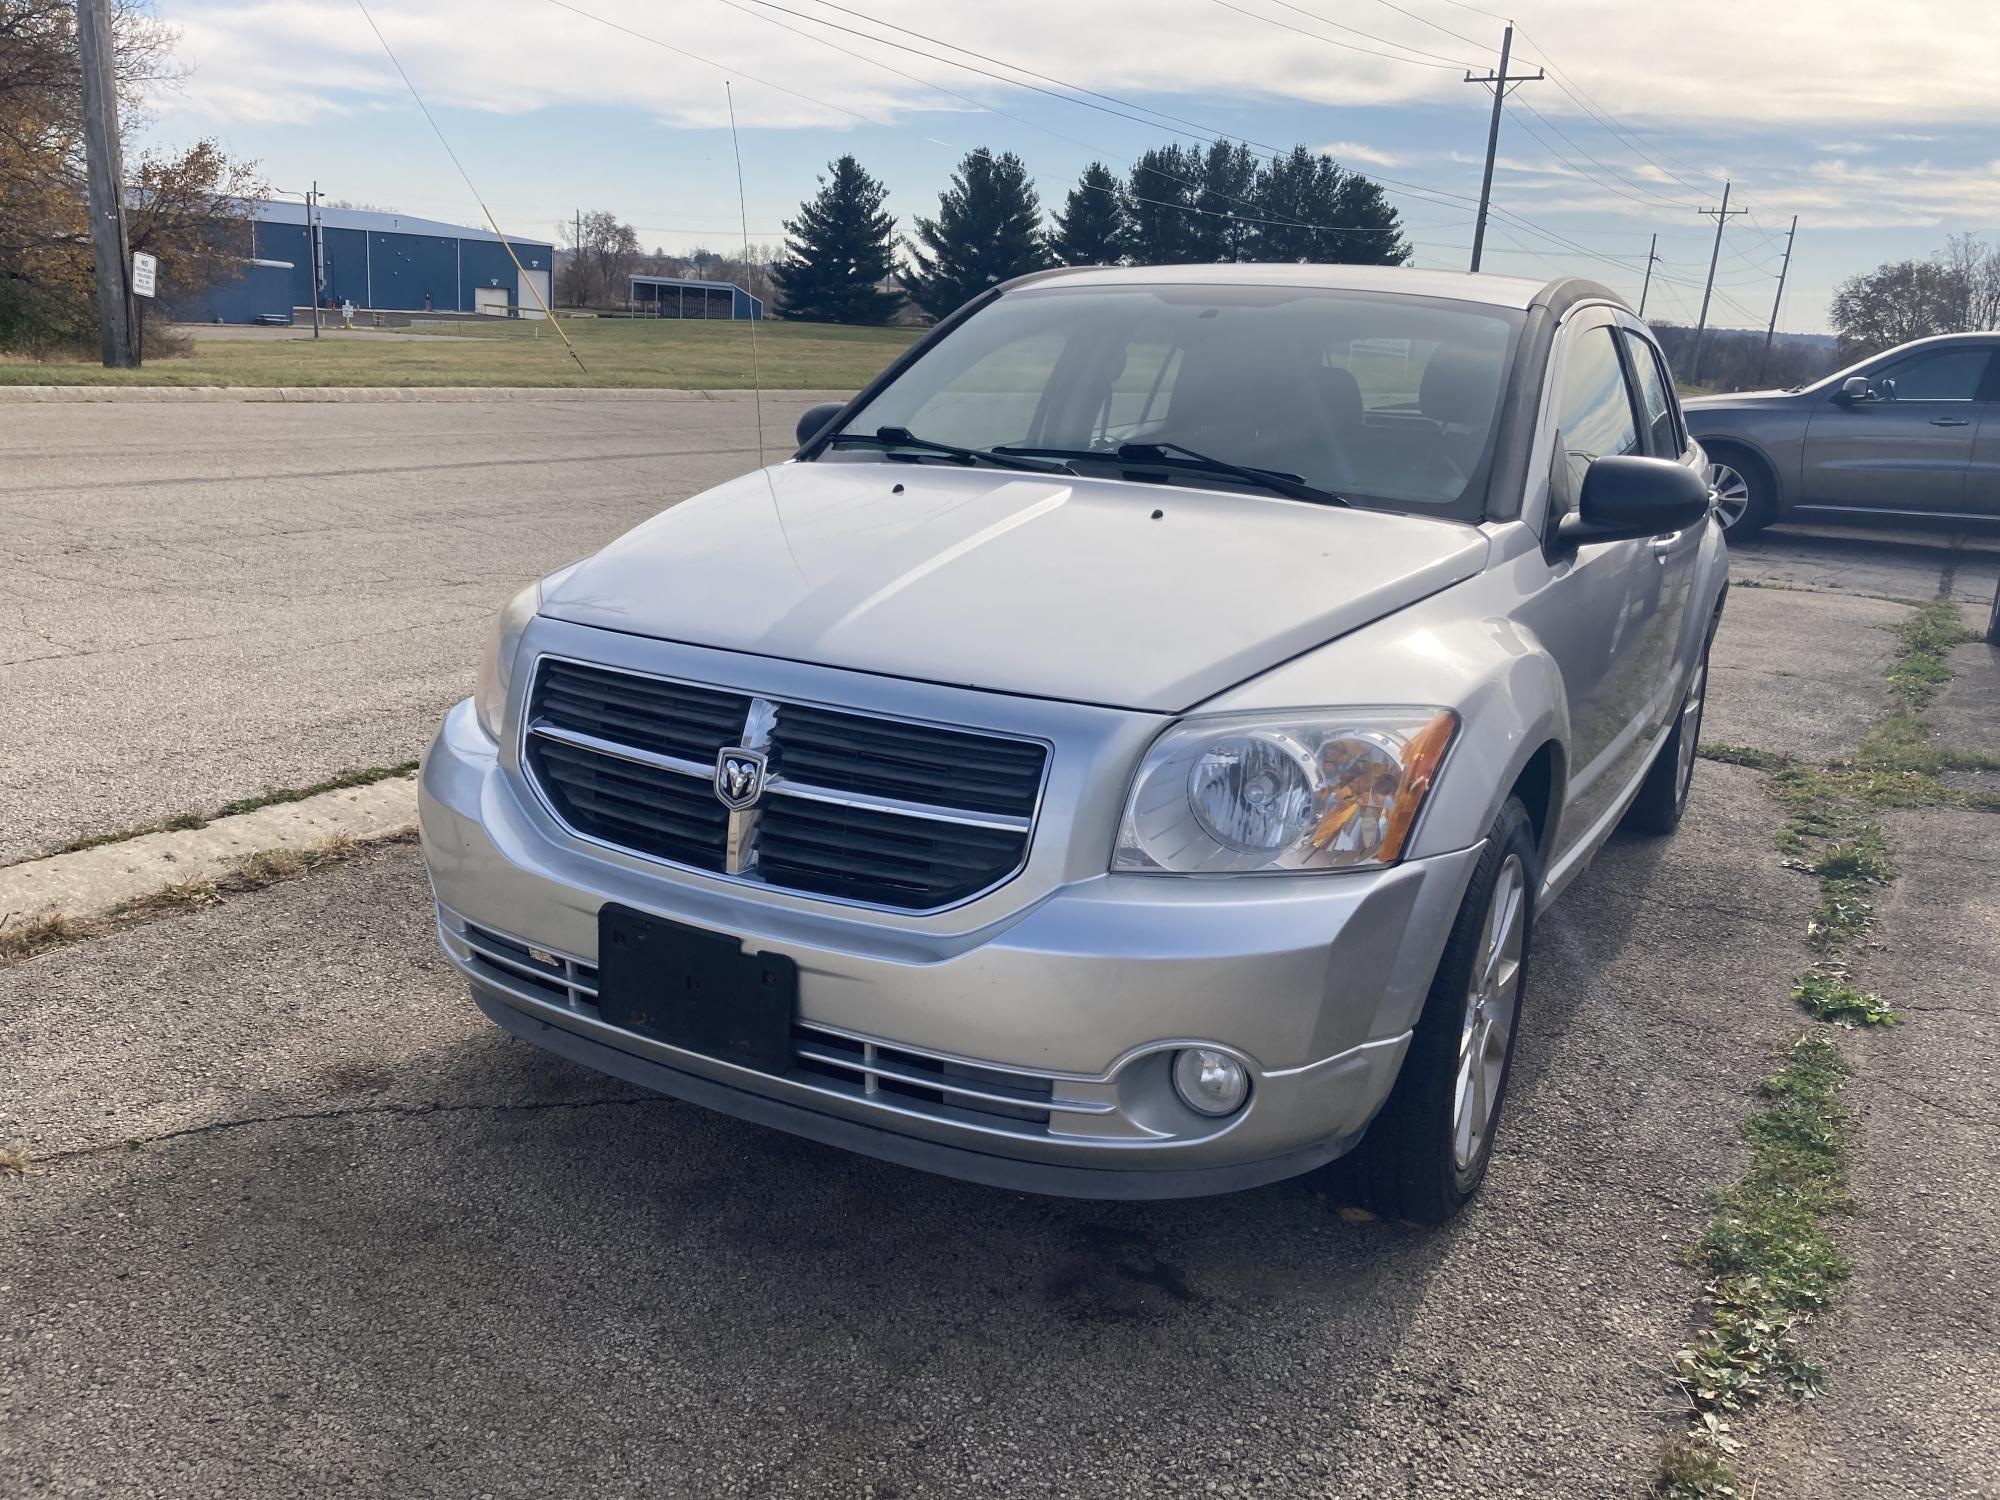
[2,414,1998,1498]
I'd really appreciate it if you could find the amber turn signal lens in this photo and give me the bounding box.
[1374,710,1458,864]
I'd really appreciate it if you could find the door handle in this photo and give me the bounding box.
[1649,531,1684,559]
[1930,417,1971,427]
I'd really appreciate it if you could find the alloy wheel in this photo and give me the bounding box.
[1453,853,1525,1172]
[1708,463,1751,530]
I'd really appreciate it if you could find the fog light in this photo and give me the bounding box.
[1172,1048,1249,1117]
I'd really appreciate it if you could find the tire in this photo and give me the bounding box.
[1625,623,1715,836]
[1704,446,1775,537]
[1342,798,1539,1225]
[1987,575,2000,647]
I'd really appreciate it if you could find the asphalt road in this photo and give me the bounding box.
[0,395,820,862]
[3,404,1998,1496]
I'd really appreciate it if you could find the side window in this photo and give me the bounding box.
[1869,349,1988,402]
[1623,331,1682,457]
[1552,325,1642,503]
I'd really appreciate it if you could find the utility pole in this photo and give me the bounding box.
[1760,215,1799,384]
[1463,25,1543,274]
[1691,181,1748,385]
[308,182,322,338]
[76,0,139,368]
[1637,232,1660,318]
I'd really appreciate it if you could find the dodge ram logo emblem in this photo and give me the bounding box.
[714,748,767,810]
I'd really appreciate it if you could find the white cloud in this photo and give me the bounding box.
[148,0,2000,134]
[1317,140,1402,168]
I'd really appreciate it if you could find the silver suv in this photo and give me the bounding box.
[419,265,1727,1222]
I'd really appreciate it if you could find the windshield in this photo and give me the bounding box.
[827,283,1523,518]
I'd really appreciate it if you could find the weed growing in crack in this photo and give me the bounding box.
[1664,1034,1854,1492]
[1792,971,1898,1028]
[1885,597,1977,712]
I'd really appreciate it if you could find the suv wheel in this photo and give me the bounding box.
[1988,574,2000,647]
[1342,798,1539,1224]
[1706,451,1773,536]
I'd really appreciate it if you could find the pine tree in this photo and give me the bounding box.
[1049,162,1127,267]
[1251,146,1409,266]
[1188,139,1259,263]
[772,155,901,325]
[900,150,1050,319]
[1123,145,1199,266]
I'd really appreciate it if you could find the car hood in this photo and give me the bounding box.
[1682,388,1802,412]
[539,461,1489,712]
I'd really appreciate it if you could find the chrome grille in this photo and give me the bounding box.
[521,657,1048,911]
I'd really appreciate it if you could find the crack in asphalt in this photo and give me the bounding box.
[27,1093,671,1167]
[0,443,759,500]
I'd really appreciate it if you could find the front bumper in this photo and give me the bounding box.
[422,695,1482,1198]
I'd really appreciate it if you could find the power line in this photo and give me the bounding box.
[776,0,1282,151]
[1208,0,1468,68]
[540,0,878,125]
[1352,0,1494,54]
[1506,97,1697,211]
[1246,0,1480,68]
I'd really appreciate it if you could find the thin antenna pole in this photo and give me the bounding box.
[726,81,766,468]
[351,0,586,373]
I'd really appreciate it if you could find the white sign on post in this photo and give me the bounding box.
[131,251,157,300]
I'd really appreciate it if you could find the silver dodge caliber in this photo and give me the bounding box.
[420,265,1727,1221]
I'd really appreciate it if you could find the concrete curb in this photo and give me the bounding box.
[0,385,851,404]
[0,776,419,926]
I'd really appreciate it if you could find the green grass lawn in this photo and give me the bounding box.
[0,317,920,389]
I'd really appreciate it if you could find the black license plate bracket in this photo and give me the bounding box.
[595,904,796,1074]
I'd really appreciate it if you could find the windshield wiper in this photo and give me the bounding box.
[995,442,1346,507]
[828,426,1072,475]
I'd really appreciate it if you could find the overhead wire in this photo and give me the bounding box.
[350,0,587,372]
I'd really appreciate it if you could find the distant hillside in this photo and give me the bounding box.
[1650,323,1842,392]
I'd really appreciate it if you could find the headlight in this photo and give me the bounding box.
[1113,709,1458,874]
[472,581,542,741]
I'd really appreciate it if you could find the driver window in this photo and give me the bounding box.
[1868,349,1988,402]
[1551,326,1642,508]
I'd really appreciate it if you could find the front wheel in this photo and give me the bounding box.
[1706,451,1773,537]
[1342,798,1539,1224]
[1987,573,2000,647]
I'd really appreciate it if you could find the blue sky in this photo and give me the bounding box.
[136,0,2000,333]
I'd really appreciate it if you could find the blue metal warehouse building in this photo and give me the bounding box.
[187,202,555,323]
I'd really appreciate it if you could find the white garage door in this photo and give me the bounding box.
[474,287,510,316]
[517,268,550,320]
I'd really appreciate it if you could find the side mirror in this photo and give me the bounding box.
[795,401,845,449]
[1837,375,1873,403]
[1558,455,1712,547]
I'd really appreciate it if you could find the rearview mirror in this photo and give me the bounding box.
[1558,455,1711,547]
[1838,375,1872,403]
[796,401,845,449]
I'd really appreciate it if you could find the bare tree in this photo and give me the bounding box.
[1937,232,2000,332]
[557,210,641,308]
